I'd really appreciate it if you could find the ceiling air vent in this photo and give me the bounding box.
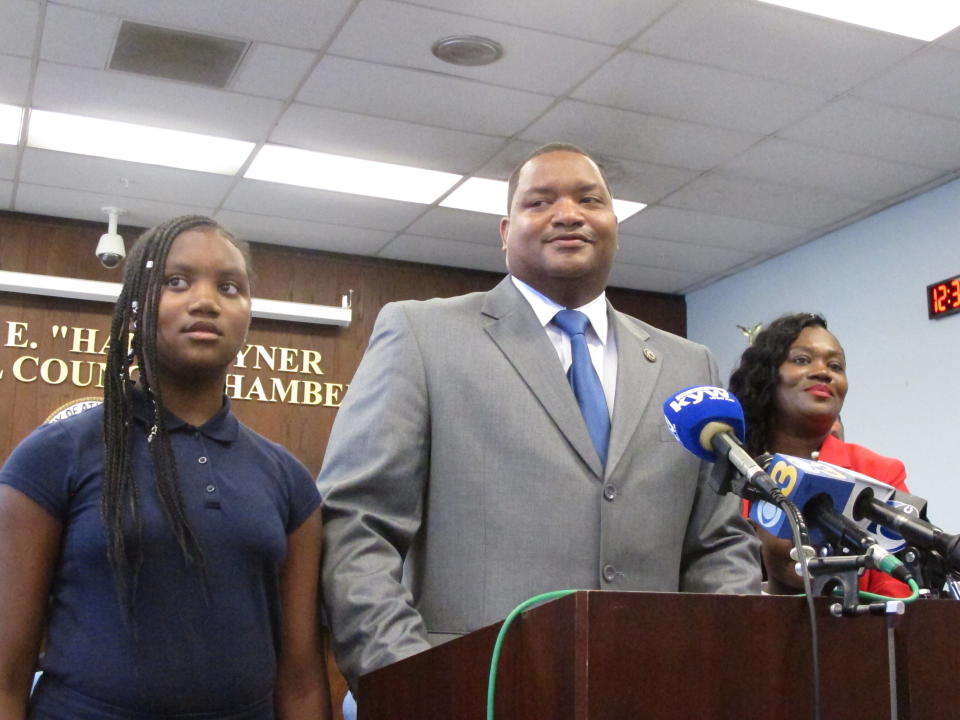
[109,21,248,88]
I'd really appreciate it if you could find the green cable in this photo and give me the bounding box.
[799,578,922,603]
[856,578,921,604]
[486,589,577,720]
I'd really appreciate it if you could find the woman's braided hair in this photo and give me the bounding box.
[102,215,251,601]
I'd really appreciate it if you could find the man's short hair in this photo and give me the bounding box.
[505,143,612,213]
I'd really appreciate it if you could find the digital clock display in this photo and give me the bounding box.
[928,273,960,319]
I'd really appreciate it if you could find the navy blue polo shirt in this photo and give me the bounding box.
[0,392,320,718]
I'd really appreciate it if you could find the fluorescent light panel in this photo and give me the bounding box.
[246,144,462,204]
[0,103,23,145]
[0,270,351,326]
[440,177,646,222]
[18,106,643,216]
[27,109,255,174]
[755,0,960,41]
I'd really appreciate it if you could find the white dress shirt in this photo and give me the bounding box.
[511,276,618,417]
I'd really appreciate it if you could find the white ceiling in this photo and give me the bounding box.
[2,0,959,294]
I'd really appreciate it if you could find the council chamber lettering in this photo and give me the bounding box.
[1,320,345,407]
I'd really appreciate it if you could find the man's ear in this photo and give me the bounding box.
[499,216,510,251]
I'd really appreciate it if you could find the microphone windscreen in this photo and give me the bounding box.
[663,386,746,461]
[751,455,904,550]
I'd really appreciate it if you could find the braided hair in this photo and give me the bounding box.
[102,215,252,602]
[728,313,828,458]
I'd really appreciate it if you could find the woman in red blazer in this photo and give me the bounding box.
[729,312,910,597]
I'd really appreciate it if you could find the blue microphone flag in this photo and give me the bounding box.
[662,386,746,462]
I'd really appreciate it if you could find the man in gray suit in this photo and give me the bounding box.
[319,143,761,691]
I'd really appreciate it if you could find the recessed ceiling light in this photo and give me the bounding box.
[245,145,463,204]
[432,35,504,66]
[754,0,960,41]
[0,104,23,145]
[440,177,647,222]
[28,109,255,174]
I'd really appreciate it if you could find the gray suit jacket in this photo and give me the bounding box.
[319,277,760,689]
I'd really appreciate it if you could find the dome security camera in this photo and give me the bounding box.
[97,207,125,269]
[96,231,126,268]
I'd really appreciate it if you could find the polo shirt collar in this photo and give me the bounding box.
[129,384,238,443]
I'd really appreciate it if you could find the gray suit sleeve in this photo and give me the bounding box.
[678,346,762,594]
[318,303,433,690]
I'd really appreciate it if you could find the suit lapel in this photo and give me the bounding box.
[606,307,663,476]
[482,278,604,479]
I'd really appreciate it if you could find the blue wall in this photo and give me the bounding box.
[688,178,960,530]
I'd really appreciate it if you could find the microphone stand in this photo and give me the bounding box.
[898,544,960,599]
[802,554,905,617]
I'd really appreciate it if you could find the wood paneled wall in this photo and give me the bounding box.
[1,210,685,715]
[0,210,685,473]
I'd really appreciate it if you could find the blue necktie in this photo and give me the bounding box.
[553,309,610,466]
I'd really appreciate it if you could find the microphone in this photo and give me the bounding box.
[804,494,912,583]
[750,454,909,552]
[662,386,782,504]
[854,489,960,571]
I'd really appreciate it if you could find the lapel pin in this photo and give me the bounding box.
[643,348,657,363]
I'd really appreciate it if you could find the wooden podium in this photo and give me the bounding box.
[359,591,959,719]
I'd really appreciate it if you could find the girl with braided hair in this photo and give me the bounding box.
[729,312,910,597]
[0,216,331,719]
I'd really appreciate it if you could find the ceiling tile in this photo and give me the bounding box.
[634,0,919,93]
[14,182,215,227]
[19,148,236,206]
[616,233,756,274]
[0,180,12,209]
[52,0,355,50]
[0,146,17,180]
[780,97,960,170]
[0,0,40,58]
[216,210,396,255]
[607,261,705,294]
[470,139,545,179]
[406,207,502,245]
[937,25,960,52]
[40,4,116,68]
[4,0,959,297]
[223,179,427,232]
[718,138,945,202]
[574,50,830,134]
[32,61,284,139]
[272,103,505,173]
[853,45,960,121]
[231,43,319,100]
[521,99,761,170]
[329,0,613,95]
[402,0,680,45]
[378,233,507,274]
[665,173,867,228]
[477,141,699,204]
[299,56,554,137]
[619,205,803,252]
[0,55,32,105]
